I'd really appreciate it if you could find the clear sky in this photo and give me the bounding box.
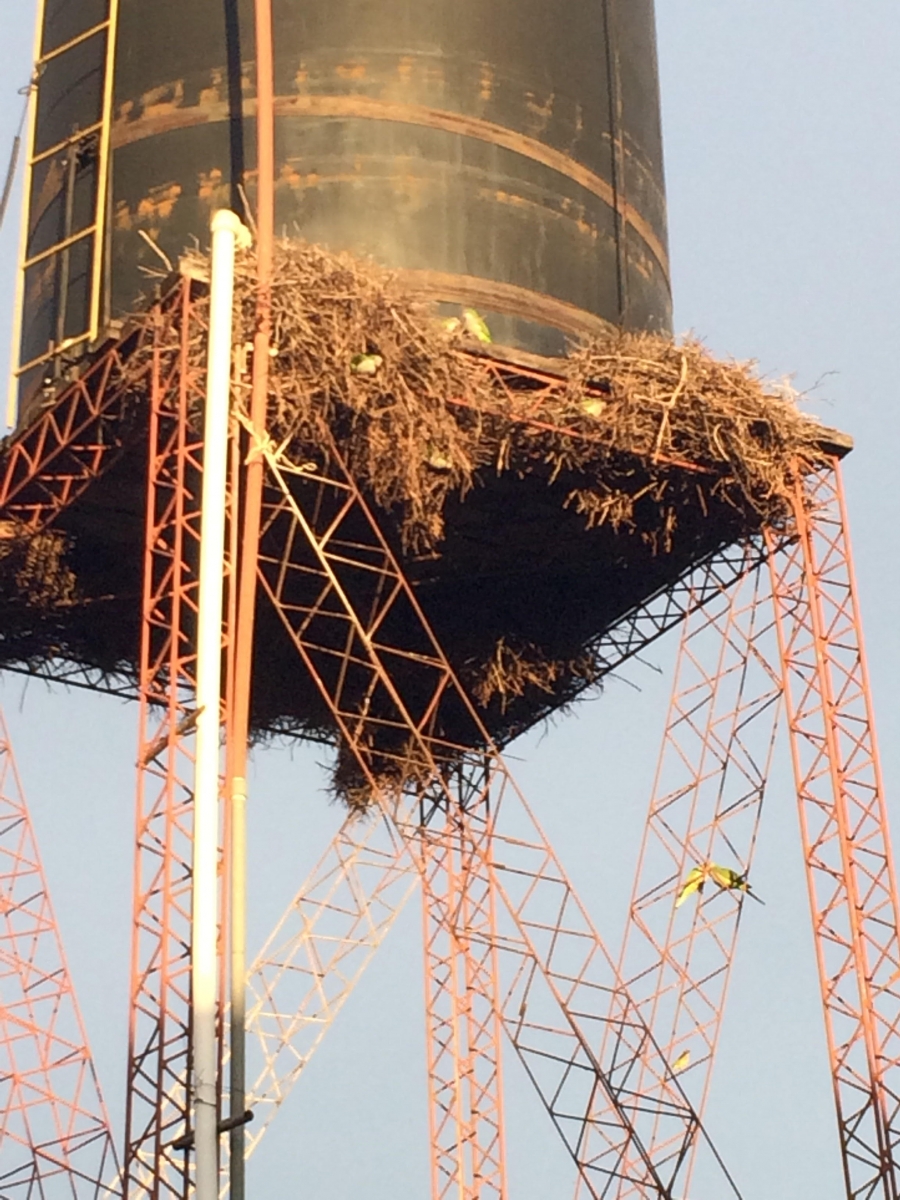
[1,3,899,1197]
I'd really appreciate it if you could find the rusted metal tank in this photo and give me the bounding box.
[16,0,670,417]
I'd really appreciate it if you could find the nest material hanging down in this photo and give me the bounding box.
[0,240,833,807]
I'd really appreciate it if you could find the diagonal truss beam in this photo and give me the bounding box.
[0,709,119,1197]
[0,294,182,534]
[769,461,900,1200]
[576,555,782,1197]
[231,537,769,1179]
[249,421,741,1199]
[238,811,417,1165]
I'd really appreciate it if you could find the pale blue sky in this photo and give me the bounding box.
[1,3,899,1197]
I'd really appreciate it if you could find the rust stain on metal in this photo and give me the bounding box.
[197,168,230,209]
[111,93,669,277]
[394,270,618,340]
[478,63,494,103]
[524,92,554,138]
[198,70,225,108]
[484,187,601,243]
[335,62,368,81]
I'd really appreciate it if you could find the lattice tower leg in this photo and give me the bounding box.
[124,284,231,1200]
[248,426,740,1199]
[223,545,767,1180]
[769,461,900,1200]
[0,709,119,1197]
[421,794,507,1200]
[226,543,767,1183]
[576,550,783,1197]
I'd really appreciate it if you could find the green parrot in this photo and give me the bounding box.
[462,308,492,344]
[426,445,453,471]
[350,353,383,376]
[676,862,764,907]
[708,863,765,904]
[672,1050,691,1074]
[675,865,706,908]
[579,397,607,418]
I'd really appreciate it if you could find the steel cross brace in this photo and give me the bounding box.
[420,789,508,1200]
[578,555,782,1196]
[0,292,183,533]
[250,423,740,1199]
[0,710,119,1197]
[233,536,768,1179]
[234,811,418,1171]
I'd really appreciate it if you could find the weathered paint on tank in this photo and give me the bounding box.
[22,0,670,389]
[110,0,670,352]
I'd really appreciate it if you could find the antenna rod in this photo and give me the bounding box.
[229,1,275,1195]
[193,208,247,1200]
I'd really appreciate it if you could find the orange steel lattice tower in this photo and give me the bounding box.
[769,466,900,1199]
[3,311,900,1197]
[0,6,899,1190]
[1,267,900,1199]
[0,710,119,1197]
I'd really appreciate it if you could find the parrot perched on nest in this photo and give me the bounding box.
[426,444,453,471]
[441,310,492,343]
[675,862,764,907]
[350,353,383,376]
[462,308,492,343]
[579,397,606,418]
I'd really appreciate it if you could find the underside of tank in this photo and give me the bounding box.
[0,256,849,785]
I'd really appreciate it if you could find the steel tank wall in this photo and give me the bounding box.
[17,0,670,412]
[110,0,670,354]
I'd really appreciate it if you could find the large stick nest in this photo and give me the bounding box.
[220,243,821,556]
[1,240,832,806]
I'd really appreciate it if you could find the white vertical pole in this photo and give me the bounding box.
[193,208,248,1200]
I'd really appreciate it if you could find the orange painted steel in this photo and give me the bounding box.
[226,4,274,1188]
[123,281,232,1199]
[239,810,417,1163]
[228,537,771,1192]
[577,553,783,1198]
[769,461,900,1200]
[421,796,507,1200]
[5,292,900,1200]
[249,424,740,1199]
[0,710,119,1196]
[231,541,768,1174]
[0,297,179,533]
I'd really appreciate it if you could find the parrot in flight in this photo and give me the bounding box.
[707,863,764,904]
[674,865,706,908]
[675,862,764,907]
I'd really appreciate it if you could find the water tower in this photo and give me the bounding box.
[13,0,669,420]
[0,2,898,1199]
